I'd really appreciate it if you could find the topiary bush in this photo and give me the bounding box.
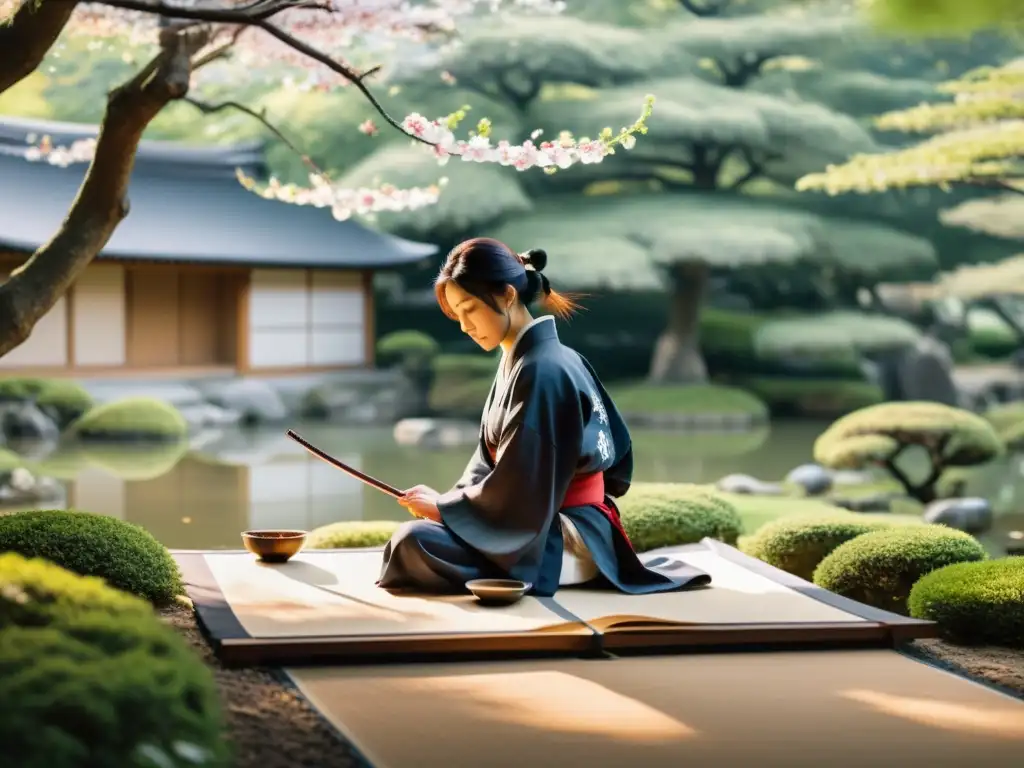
[814,401,1004,503]
[617,483,743,551]
[813,525,988,614]
[0,510,183,605]
[377,330,440,367]
[307,520,402,549]
[65,397,188,442]
[908,557,1024,647]
[0,553,228,768]
[0,377,94,427]
[741,513,903,581]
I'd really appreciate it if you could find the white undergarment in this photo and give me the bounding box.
[559,514,599,585]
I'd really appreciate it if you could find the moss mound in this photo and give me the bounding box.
[608,383,768,419]
[0,510,183,605]
[908,558,1024,647]
[307,520,402,549]
[377,330,440,362]
[0,377,94,426]
[813,525,988,614]
[0,553,227,768]
[66,397,188,442]
[618,483,743,551]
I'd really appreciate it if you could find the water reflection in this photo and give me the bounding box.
[7,421,1023,553]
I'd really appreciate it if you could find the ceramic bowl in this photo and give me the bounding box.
[242,530,308,563]
[465,578,532,605]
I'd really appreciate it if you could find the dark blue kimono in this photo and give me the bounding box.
[378,316,710,597]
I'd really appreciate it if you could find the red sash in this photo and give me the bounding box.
[486,447,634,550]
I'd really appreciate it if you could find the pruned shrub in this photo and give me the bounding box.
[66,397,188,442]
[814,401,1003,503]
[813,525,988,614]
[908,557,1024,647]
[0,510,183,605]
[0,553,227,768]
[618,483,743,551]
[307,520,402,549]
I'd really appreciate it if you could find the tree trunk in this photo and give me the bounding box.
[648,261,709,384]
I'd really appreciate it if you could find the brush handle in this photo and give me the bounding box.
[286,429,405,499]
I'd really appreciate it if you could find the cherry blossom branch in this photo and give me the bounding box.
[0,0,79,95]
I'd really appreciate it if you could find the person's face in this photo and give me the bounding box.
[444,281,512,352]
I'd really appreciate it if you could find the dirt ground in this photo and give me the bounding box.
[160,602,369,768]
[907,638,1024,699]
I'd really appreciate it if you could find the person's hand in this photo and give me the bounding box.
[399,485,441,522]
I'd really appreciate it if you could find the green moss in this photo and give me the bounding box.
[908,558,1024,647]
[608,383,768,418]
[82,442,189,481]
[997,419,1024,451]
[0,510,183,605]
[0,378,94,424]
[618,483,743,551]
[0,448,25,471]
[0,553,228,768]
[66,397,188,442]
[813,526,988,614]
[307,520,402,549]
[742,513,909,581]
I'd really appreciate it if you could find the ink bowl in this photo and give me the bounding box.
[465,579,532,606]
[242,530,308,563]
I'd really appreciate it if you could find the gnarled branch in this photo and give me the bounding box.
[0,0,79,95]
[0,26,211,357]
[677,0,729,18]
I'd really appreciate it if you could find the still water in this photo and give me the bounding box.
[14,420,1023,553]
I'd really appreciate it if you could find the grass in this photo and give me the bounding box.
[307,520,402,549]
[617,483,744,550]
[607,383,768,418]
[65,397,188,441]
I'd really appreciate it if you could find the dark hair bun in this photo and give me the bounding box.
[522,248,547,272]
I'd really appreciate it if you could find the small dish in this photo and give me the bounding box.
[242,530,308,563]
[465,578,532,605]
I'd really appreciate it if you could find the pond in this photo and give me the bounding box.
[7,419,1023,554]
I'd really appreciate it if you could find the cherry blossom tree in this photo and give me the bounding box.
[0,0,655,357]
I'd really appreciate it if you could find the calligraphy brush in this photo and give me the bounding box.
[286,429,405,499]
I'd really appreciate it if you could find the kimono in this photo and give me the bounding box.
[378,316,711,597]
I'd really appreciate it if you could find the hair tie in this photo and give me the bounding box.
[521,248,547,272]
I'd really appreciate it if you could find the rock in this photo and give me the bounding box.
[0,402,60,442]
[0,467,64,507]
[922,497,994,534]
[202,380,287,425]
[303,374,420,424]
[896,336,958,405]
[178,403,242,430]
[393,418,478,449]
[785,464,833,496]
[831,494,894,513]
[831,470,876,487]
[716,473,785,496]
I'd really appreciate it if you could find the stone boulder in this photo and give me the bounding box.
[0,467,64,507]
[716,473,785,496]
[831,494,895,513]
[922,497,994,534]
[393,418,478,449]
[201,380,287,425]
[0,402,59,442]
[896,336,958,405]
[177,402,242,430]
[784,464,833,496]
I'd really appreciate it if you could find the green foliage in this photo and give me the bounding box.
[813,525,988,613]
[0,448,25,470]
[982,401,1024,434]
[753,67,940,118]
[0,377,94,423]
[0,510,183,605]
[815,401,1005,470]
[66,397,188,441]
[742,513,908,580]
[753,310,923,358]
[867,0,1024,35]
[797,61,1024,194]
[377,330,441,368]
[307,520,401,549]
[0,554,227,768]
[607,383,768,418]
[338,143,532,238]
[428,354,497,417]
[423,15,697,111]
[617,483,744,551]
[908,557,1024,647]
[737,377,885,417]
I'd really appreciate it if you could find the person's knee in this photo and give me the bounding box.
[389,519,443,553]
